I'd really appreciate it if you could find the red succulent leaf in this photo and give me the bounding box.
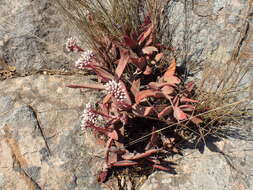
[144,106,154,116]
[94,67,114,81]
[103,94,112,104]
[148,82,160,90]
[161,86,175,95]
[131,57,147,70]
[143,65,152,75]
[130,79,140,97]
[179,104,195,112]
[138,24,153,45]
[135,90,164,104]
[122,149,161,160]
[145,34,154,46]
[155,53,164,62]
[148,82,175,90]
[67,83,105,90]
[105,138,113,164]
[99,103,109,116]
[112,98,131,111]
[108,130,118,141]
[185,81,195,92]
[111,160,138,167]
[165,75,181,85]
[115,49,129,78]
[88,125,118,140]
[154,104,169,112]
[123,35,137,49]
[163,58,176,80]
[180,97,198,103]
[173,106,188,121]
[152,164,171,171]
[158,106,173,119]
[146,158,161,165]
[189,116,203,125]
[173,95,180,105]
[97,170,108,183]
[142,46,158,55]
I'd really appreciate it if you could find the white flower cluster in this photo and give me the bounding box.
[75,50,94,70]
[80,103,97,130]
[66,37,79,52]
[104,80,127,102]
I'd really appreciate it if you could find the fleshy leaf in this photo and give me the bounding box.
[163,58,176,80]
[131,57,147,70]
[144,106,154,116]
[99,103,109,116]
[158,106,173,119]
[94,67,114,81]
[173,106,188,120]
[180,97,198,103]
[190,116,203,125]
[115,49,129,78]
[179,104,195,112]
[142,46,158,55]
[155,53,164,62]
[148,82,176,90]
[164,75,181,85]
[143,65,152,75]
[138,24,153,45]
[145,34,154,46]
[135,90,164,104]
[123,35,137,49]
[161,86,174,95]
[103,94,112,104]
[111,160,138,167]
[130,79,140,97]
[152,164,171,171]
[108,130,118,140]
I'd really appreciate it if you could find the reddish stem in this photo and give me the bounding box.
[75,45,84,52]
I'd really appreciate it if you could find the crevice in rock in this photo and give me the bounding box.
[231,2,252,60]
[27,105,52,156]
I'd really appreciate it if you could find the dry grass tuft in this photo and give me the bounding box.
[55,0,168,65]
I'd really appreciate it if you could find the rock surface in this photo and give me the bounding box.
[0,0,78,74]
[0,75,104,190]
[0,76,252,190]
[139,139,253,190]
[164,0,253,66]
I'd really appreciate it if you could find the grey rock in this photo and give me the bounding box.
[0,173,5,188]
[0,75,103,190]
[140,139,253,190]
[0,0,78,74]
[25,166,41,181]
[163,0,250,67]
[0,96,14,113]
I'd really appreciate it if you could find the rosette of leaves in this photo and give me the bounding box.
[67,17,203,183]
